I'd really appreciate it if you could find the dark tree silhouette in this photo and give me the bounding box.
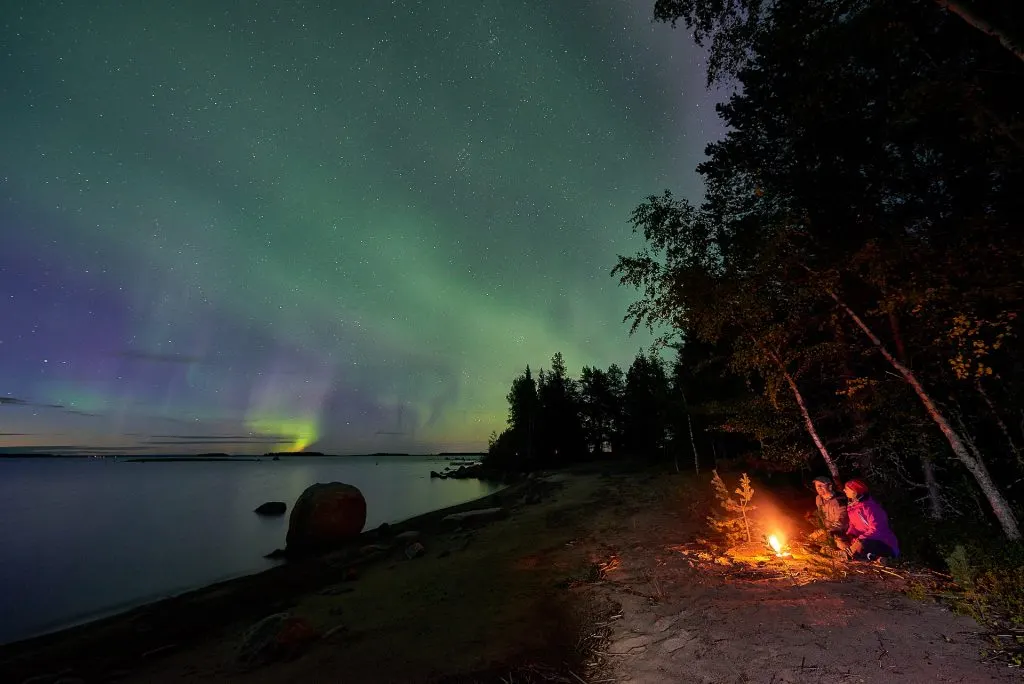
[620,0,1024,538]
[536,353,587,465]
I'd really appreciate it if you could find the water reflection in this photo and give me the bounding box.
[0,456,499,644]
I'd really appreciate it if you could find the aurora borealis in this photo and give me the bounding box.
[0,0,720,455]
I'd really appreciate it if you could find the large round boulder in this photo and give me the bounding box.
[286,482,367,553]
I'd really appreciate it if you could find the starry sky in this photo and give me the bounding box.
[0,0,722,455]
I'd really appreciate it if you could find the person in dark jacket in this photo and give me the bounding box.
[836,479,899,561]
[812,475,848,537]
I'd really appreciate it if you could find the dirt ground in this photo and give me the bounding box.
[576,472,1020,684]
[2,473,609,684]
[4,468,1018,684]
[123,477,604,684]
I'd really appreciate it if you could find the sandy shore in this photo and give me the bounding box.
[573,472,1019,684]
[0,469,615,684]
[3,467,1014,684]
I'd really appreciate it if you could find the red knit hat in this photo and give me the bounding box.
[844,479,869,497]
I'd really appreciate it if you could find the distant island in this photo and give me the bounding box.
[0,452,95,459]
[261,452,407,458]
[0,451,485,459]
[124,455,261,462]
[263,451,327,457]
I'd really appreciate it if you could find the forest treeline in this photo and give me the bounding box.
[486,349,733,473]
[488,0,1024,563]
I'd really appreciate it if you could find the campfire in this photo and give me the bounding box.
[679,472,849,584]
[767,534,791,558]
[669,473,932,588]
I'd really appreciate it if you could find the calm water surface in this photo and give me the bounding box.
[0,456,499,645]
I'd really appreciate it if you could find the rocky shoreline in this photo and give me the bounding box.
[428,461,499,481]
[0,473,565,684]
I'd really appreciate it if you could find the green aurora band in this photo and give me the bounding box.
[0,0,719,454]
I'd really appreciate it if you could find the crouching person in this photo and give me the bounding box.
[836,479,899,562]
[812,475,848,539]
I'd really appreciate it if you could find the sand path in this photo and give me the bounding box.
[577,473,1017,684]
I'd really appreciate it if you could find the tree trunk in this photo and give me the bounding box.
[680,389,700,474]
[747,332,842,483]
[921,456,943,520]
[934,0,1024,63]
[758,341,842,485]
[835,321,871,471]
[829,291,1022,540]
[892,311,942,520]
[779,366,842,486]
[976,379,1023,467]
[949,433,1018,537]
[687,413,699,475]
[888,310,908,364]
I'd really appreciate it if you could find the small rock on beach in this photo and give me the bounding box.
[237,613,318,667]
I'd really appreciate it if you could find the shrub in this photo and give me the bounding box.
[708,470,756,544]
[945,542,1024,627]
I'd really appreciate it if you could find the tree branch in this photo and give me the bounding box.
[934,0,1024,63]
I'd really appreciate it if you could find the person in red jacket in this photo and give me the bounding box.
[836,479,899,561]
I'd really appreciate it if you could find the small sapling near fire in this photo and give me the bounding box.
[708,470,758,544]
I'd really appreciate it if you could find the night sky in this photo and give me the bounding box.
[0,0,721,455]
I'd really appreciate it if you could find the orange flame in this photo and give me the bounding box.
[768,535,783,555]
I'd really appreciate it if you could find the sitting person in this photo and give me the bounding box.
[836,479,899,561]
[812,475,848,540]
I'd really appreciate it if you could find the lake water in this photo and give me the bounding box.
[0,456,500,645]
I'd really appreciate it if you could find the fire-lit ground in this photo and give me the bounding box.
[575,472,1018,684]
